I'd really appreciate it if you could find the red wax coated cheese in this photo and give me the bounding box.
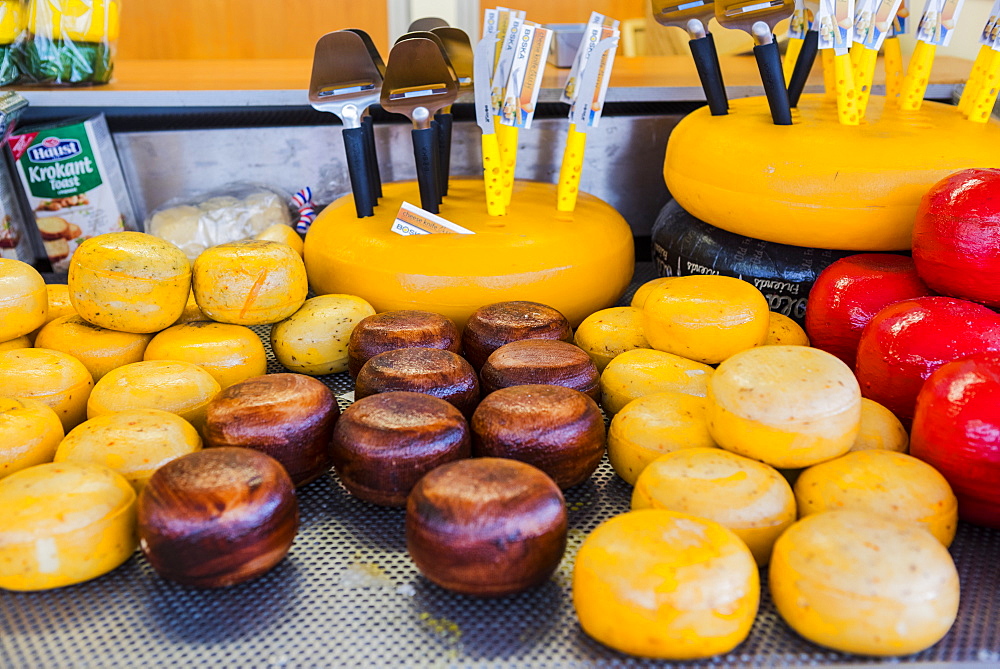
[912,169,1000,307]
[805,254,931,369]
[911,352,1000,528]
[855,296,1000,425]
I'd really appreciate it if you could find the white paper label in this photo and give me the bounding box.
[391,201,474,236]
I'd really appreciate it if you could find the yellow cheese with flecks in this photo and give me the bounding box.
[0,397,64,479]
[632,448,796,566]
[68,232,191,334]
[193,239,307,326]
[665,95,1000,251]
[172,291,206,325]
[573,307,649,372]
[573,509,759,659]
[0,348,93,431]
[769,510,959,656]
[35,315,152,382]
[55,409,201,492]
[88,360,221,434]
[0,258,47,342]
[271,294,376,375]
[0,462,136,591]
[144,321,267,389]
[707,345,861,469]
[28,284,77,343]
[630,277,673,309]
[304,178,634,329]
[0,335,31,352]
[255,223,304,256]
[764,312,809,346]
[851,397,908,453]
[599,348,714,415]
[607,391,717,486]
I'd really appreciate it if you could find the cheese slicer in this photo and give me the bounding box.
[308,31,382,217]
[651,0,729,115]
[345,28,385,203]
[715,0,795,124]
[431,26,475,197]
[381,37,460,214]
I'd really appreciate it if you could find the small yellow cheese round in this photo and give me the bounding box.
[573,509,759,659]
[769,510,960,656]
[707,346,861,469]
[271,294,377,375]
[632,448,797,565]
[0,462,137,591]
[0,397,64,479]
[574,306,650,372]
[255,223,304,256]
[642,275,769,365]
[55,409,201,492]
[68,232,191,334]
[35,315,153,382]
[88,360,221,434]
[764,312,810,346]
[794,450,957,546]
[0,335,31,352]
[599,347,714,415]
[630,277,673,309]
[172,290,207,325]
[193,239,308,325]
[0,258,47,342]
[28,284,77,343]
[0,348,93,431]
[144,321,267,389]
[607,391,717,485]
[851,397,909,453]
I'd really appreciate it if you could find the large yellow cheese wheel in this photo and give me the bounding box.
[144,321,267,389]
[192,239,308,325]
[665,95,1000,251]
[0,258,47,342]
[0,462,137,591]
[304,178,635,328]
[55,409,202,492]
[573,509,759,659]
[769,510,959,656]
[0,397,64,479]
[35,315,153,382]
[88,360,221,434]
[0,348,94,431]
[68,232,191,334]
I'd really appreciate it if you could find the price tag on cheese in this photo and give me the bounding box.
[499,24,553,129]
[391,201,474,236]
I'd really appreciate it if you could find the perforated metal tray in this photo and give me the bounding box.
[3,264,999,667]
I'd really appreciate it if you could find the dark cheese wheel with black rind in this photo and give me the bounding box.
[651,200,858,325]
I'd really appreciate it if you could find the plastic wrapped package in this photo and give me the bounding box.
[0,2,25,85]
[146,184,294,260]
[12,0,119,85]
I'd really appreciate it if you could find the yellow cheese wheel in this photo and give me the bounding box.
[172,291,207,325]
[0,348,94,431]
[0,335,31,352]
[55,409,202,492]
[0,258,47,342]
[642,275,769,365]
[607,391,717,485]
[304,178,635,328]
[573,306,650,372]
[665,95,1000,251]
[88,360,221,434]
[794,450,957,546]
[851,397,908,453]
[144,321,267,389]
[68,232,191,334]
[630,277,673,309]
[270,294,377,375]
[707,345,861,468]
[632,448,796,565]
[764,312,809,346]
[255,223,304,256]
[35,315,153,382]
[600,348,714,415]
[28,284,77,343]
[193,239,308,325]
[573,509,759,659]
[0,397,64,479]
[0,462,137,591]
[769,510,959,656]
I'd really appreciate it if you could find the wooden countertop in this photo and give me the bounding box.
[5,55,973,108]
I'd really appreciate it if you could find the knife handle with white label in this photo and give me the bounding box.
[690,33,728,116]
[854,46,878,119]
[343,127,374,218]
[959,44,994,116]
[969,49,1000,123]
[496,122,518,207]
[412,127,439,214]
[557,124,587,213]
[883,37,904,101]
[788,30,819,107]
[898,40,936,111]
[481,133,506,216]
[834,51,859,125]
